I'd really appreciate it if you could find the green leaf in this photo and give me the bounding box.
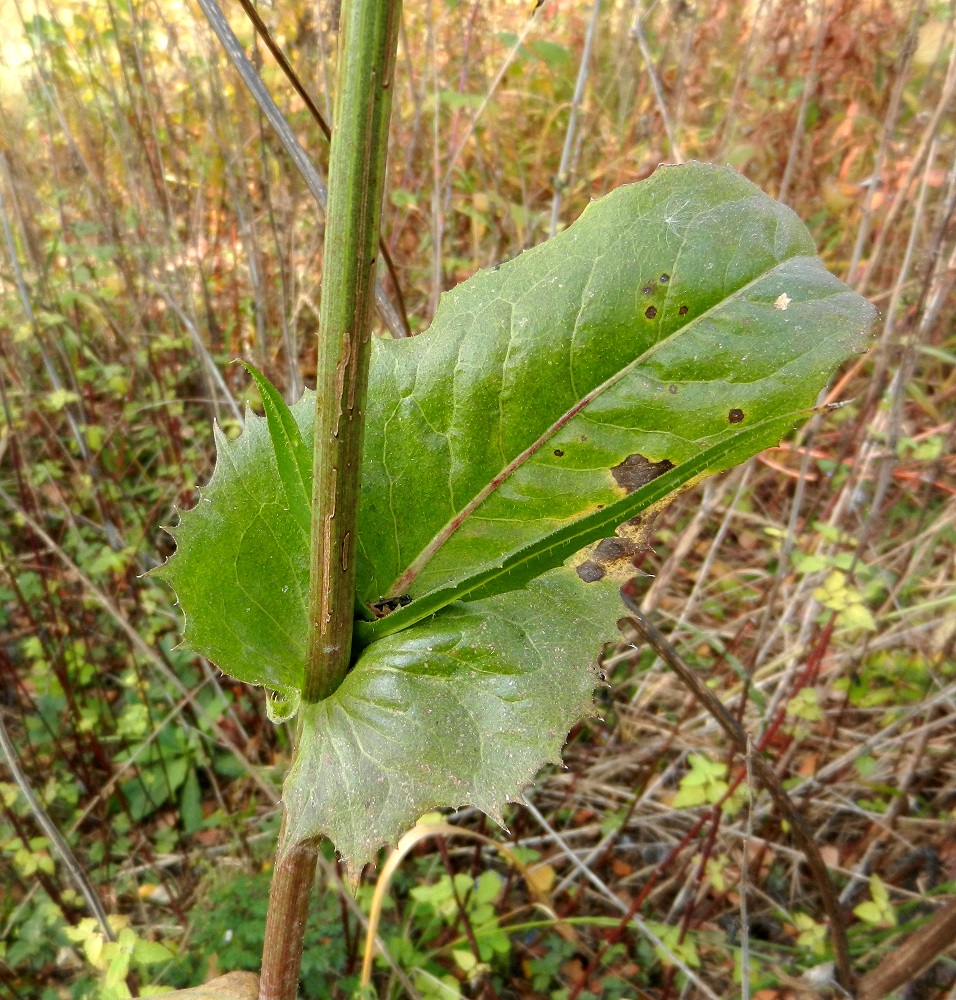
[529,39,571,69]
[354,409,807,646]
[281,568,621,871]
[473,870,503,906]
[853,875,897,927]
[132,938,175,965]
[838,601,877,633]
[179,768,203,834]
[354,162,874,616]
[157,165,874,864]
[240,362,312,538]
[154,391,315,699]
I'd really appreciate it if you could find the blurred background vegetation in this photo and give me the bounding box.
[0,0,954,997]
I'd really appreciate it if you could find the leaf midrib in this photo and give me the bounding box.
[356,408,806,649]
[384,253,813,599]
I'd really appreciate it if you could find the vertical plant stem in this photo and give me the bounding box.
[260,4,401,998]
[259,838,320,1000]
[304,0,402,703]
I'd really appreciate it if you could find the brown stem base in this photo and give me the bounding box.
[259,840,319,1000]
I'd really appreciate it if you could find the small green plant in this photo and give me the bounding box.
[672,753,748,814]
[793,912,828,956]
[853,874,898,929]
[163,868,356,998]
[366,869,513,996]
[410,871,511,971]
[63,917,175,1000]
[643,920,701,971]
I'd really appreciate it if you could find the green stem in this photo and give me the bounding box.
[304,0,402,704]
[259,4,401,997]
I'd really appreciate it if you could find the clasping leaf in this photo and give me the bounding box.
[156,163,874,868]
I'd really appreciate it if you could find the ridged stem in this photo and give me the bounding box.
[304,0,402,704]
[259,4,401,997]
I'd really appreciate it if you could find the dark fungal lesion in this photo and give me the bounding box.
[574,521,652,583]
[645,306,658,319]
[728,408,745,424]
[575,538,640,583]
[574,455,675,586]
[575,561,606,583]
[610,453,675,493]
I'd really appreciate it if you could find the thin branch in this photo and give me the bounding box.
[777,0,829,206]
[193,0,408,340]
[0,710,115,941]
[617,587,855,993]
[629,6,684,163]
[0,487,279,807]
[844,0,923,282]
[857,32,956,292]
[440,3,548,192]
[520,793,722,1000]
[233,0,411,336]
[549,0,601,238]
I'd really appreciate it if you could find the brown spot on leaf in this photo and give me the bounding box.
[669,384,678,394]
[678,305,689,316]
[643,285,655,295]
[728,408,745,424]
[553,449,564,457]
[594,537,638,562]
[576,561,606,583]
[660,273,670,283]
[611,454,675,493]
[645,306,658,319]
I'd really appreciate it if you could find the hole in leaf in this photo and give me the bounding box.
[728,409,745,424]
[678,305,689,316]
[645,306,658,319]
[371,595,412,618]
[610,454,675,493]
